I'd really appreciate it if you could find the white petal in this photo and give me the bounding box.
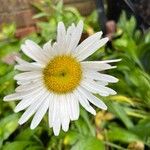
[14,88,46,112]
[15,80,43,92]
[65,24,75,53]
[84,70,118,83]
[95,80,108,86]
[14,71,42,81]
[3,86,44,101]
[25,40,48,59]
[43,40,54,59]
[57,22,66,43]
[30,97,50,129]
[17,78,42,85]
[21,40,47,64]
[48,94,54,128]
[43,40,52,53]
[104,87,117,95]
[76,37,109,61]
[15,57,29,65]
[53,120,61,136]
[77,86,107,110]
[18,91,49,125]
[52,95,61,136]
[15,56,43,71]
[15,98,32,112]
[99,59,122,63]
[82,79,116,96]
[66,24,75,43]
[3,93,23,101]
[16,57,43,67]
[81,61,114,71]
[15,63,42,72]
[70,93,80,120]
[73,90,96,115]
[81,79,109,96]
[52,42,59,56]
[66,94,74,120]
[68,21,83,52]
[59,95,70,132]
[66,93,79,121]
[3,95,20,101]
[56,22,67,55]
[96,73,118,83]
[74,31,102,56]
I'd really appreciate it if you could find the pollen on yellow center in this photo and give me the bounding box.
[43,55,82,94]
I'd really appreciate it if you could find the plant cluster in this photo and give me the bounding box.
[0,1,150,150]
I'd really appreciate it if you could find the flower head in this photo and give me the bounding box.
[4,21,120,136]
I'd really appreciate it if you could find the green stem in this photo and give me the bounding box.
[104,141,127,150]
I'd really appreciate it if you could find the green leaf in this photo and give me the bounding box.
[74,118,90,135]
[15,128,37,141]
[33,12,48,19]
[107,126,141,143]
[25,146,43,150]
[2,141,43,150]
[107,101,134,128]
[131,119,150,140]
[0,114,18,147]
[71,136,105,150]
[64,131,80,145]
[80,109,95,136]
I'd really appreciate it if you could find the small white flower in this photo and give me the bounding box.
[4,21,120,136]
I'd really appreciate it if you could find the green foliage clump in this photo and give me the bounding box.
[0,1,150,149]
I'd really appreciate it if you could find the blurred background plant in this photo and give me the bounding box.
[0,0,150,150]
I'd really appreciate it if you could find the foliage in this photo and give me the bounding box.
[31,0,98,42]
[0,1,150,149]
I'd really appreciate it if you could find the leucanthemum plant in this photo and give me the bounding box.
[4,21,120,136]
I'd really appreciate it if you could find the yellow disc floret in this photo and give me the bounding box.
[43,55,82,94]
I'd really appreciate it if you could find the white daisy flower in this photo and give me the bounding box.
[4,21,120,136]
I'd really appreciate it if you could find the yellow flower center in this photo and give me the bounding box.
[43,55,82,94]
